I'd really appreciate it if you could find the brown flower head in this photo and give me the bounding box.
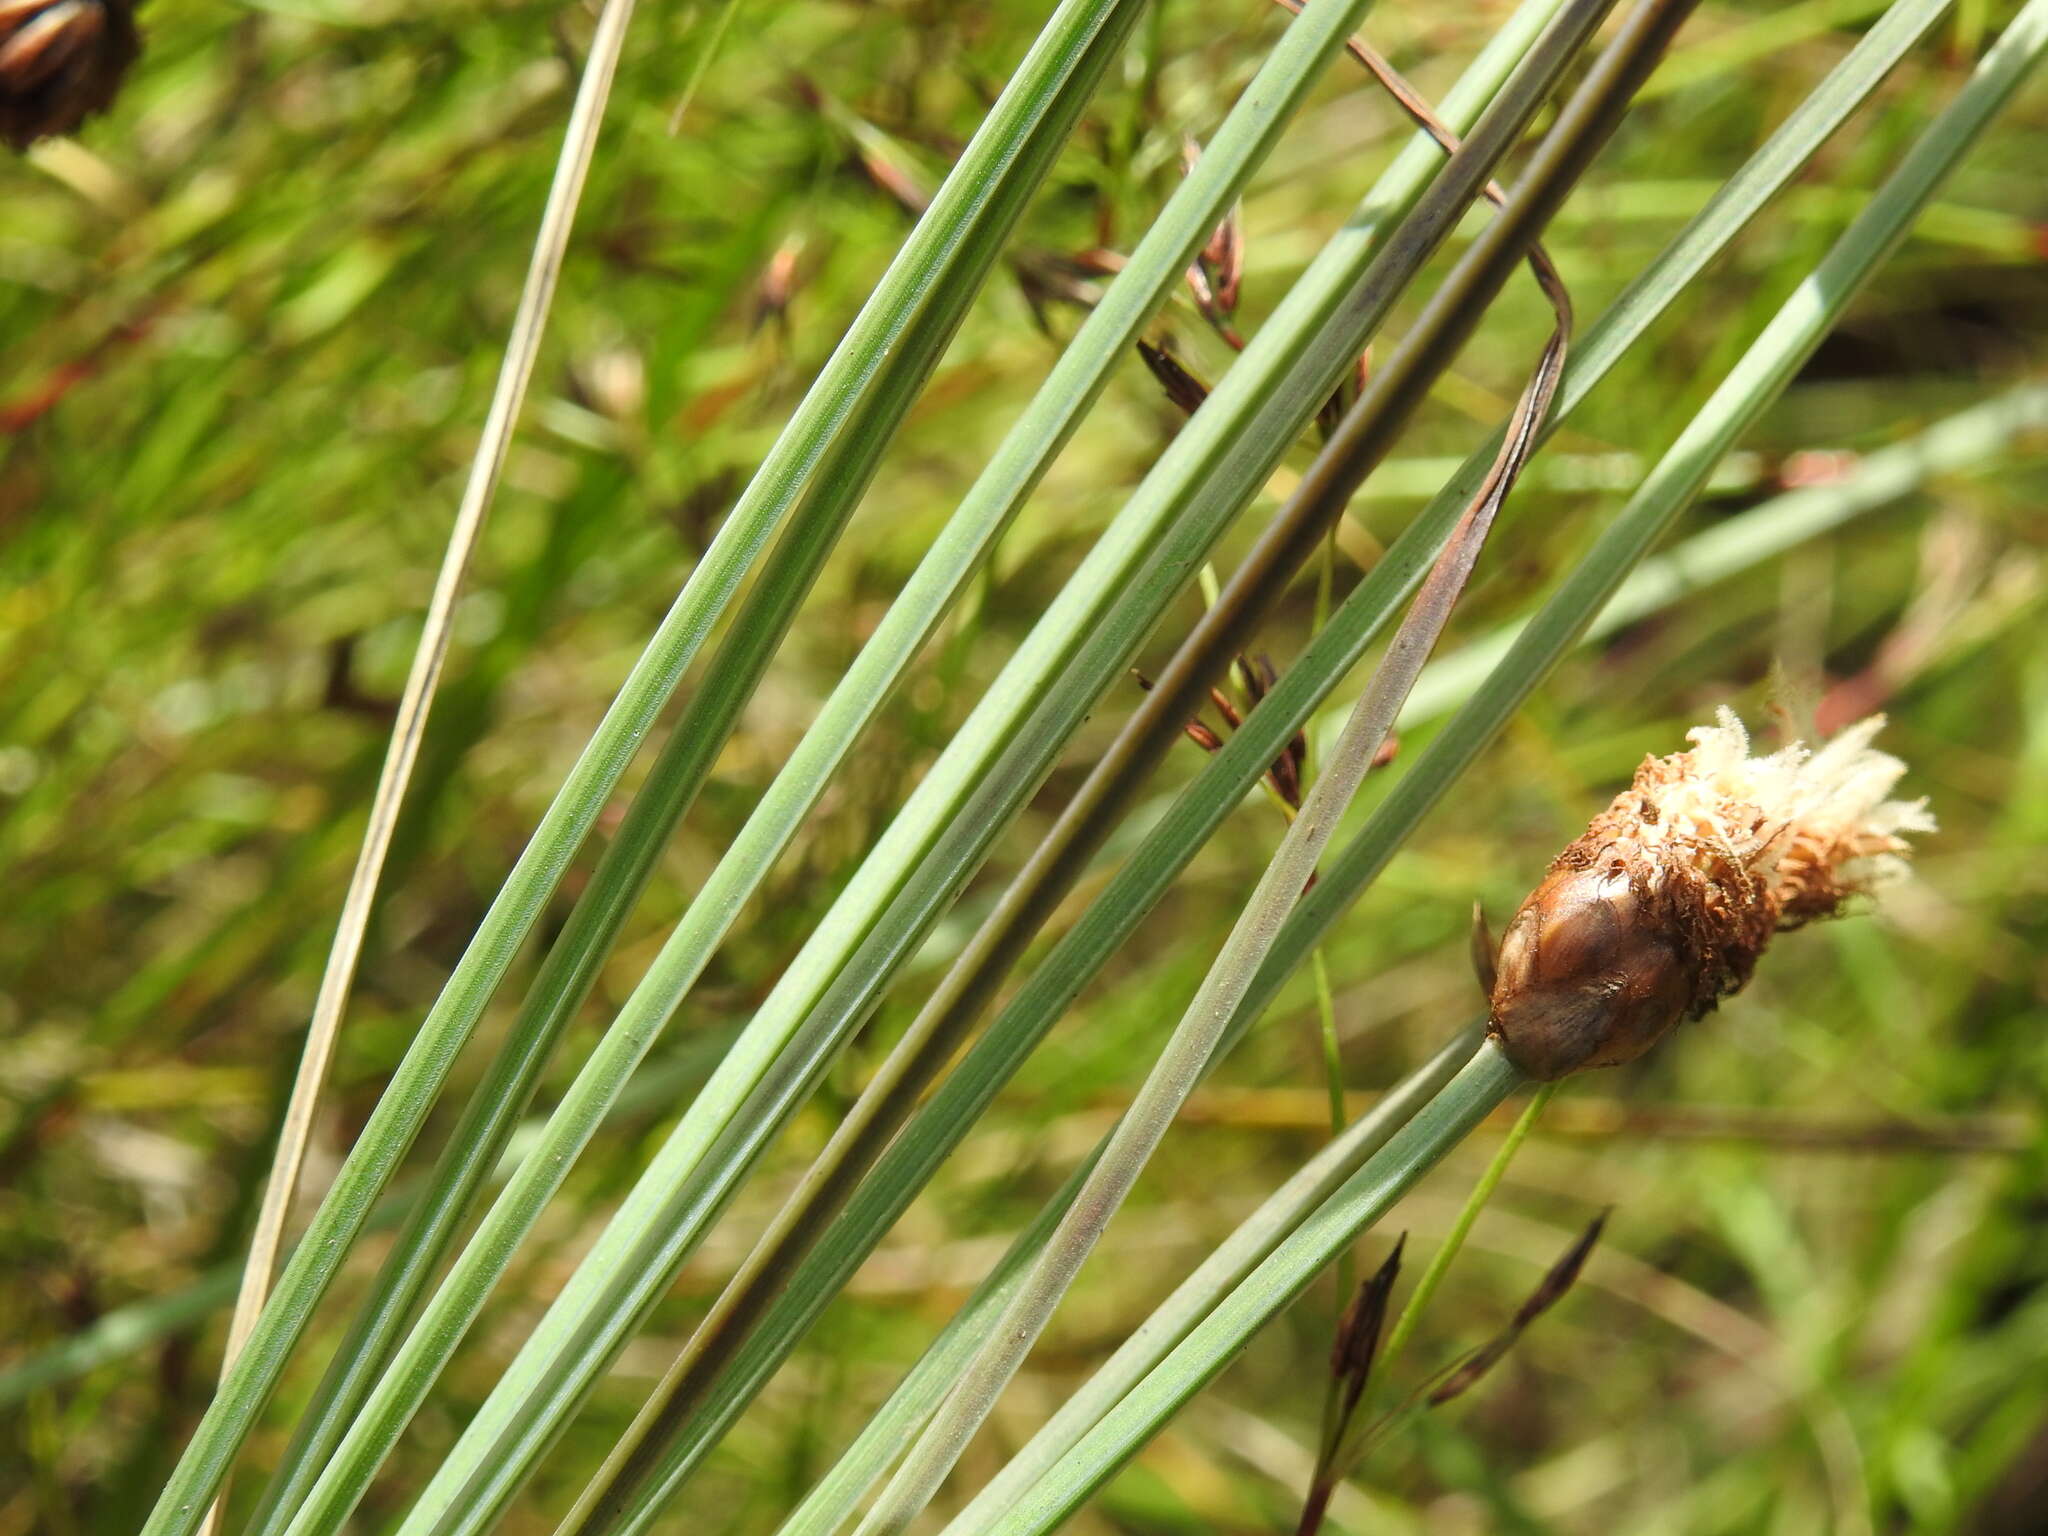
[1488,710,1932,1080]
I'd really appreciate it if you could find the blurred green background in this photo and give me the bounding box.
[2,1,2045,1531]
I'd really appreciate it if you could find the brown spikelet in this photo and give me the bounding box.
[1330,1234,1403,1388]
[1135,654,1318,825]
[1425,1212,1606,1407]
[1135,339,1210,418]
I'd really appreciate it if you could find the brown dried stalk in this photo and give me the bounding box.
[1306,1,1576,510]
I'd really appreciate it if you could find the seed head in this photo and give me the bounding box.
[1488,710,1932,1080]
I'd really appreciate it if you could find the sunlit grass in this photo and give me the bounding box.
[3,2,2046,1533]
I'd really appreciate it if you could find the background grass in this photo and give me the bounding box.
[3,1,2046,1532]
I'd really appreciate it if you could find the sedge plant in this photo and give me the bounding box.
[78,0,2041,1532]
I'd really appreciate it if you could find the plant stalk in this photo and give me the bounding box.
[612,1,1969,1521]
[255,9,1153,1536]
[563,2,1959,1520]
[556,6,1611,1527]
[985,1041,1527,1536]
[851,5,1699,1523]
[975,12,2048,1521]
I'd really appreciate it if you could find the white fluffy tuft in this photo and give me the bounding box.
[1635,707,1933,905]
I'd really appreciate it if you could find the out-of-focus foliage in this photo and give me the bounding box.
[2,2,2044,1531]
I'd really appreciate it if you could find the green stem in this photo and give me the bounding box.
[587,0,1958,1520]
[265,7,1149,1536]
[983,1044,1528,1536]
[1308,455,1348,1310]
[1310,947,1353,1352]
[1377,1081,1557,1378]
[1312,951,1347,1146]
[850,9,1697,1514]
[568,4,1601,1522]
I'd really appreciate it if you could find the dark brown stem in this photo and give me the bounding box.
[1295,1479,1339,1536]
